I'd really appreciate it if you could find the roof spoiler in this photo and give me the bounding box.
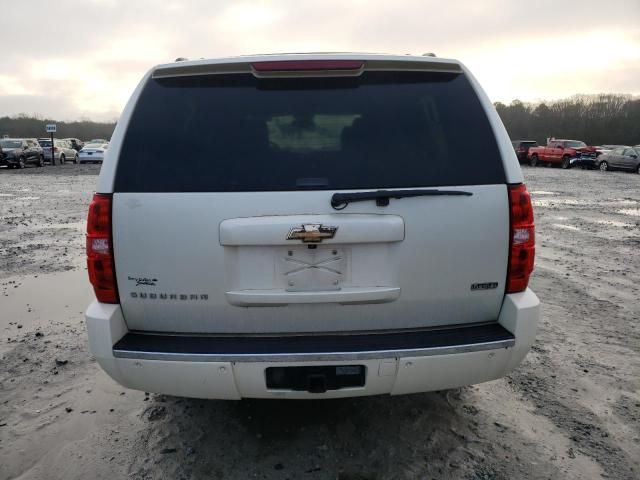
[152,57,462,79]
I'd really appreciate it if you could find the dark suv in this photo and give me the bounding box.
[0,138,45,168]
[511,140,538,165]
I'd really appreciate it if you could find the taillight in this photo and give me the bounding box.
[86,193,119,303]
[507,184,535,293]
[252,60,364,72]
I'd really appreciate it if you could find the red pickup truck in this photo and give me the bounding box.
[528,139,597,169]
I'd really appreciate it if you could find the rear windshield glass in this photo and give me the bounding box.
[115,71,505,192]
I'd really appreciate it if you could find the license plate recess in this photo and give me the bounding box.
[266,365,366,392]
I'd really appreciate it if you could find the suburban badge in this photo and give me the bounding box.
[471,282,499,291]
[286,224,338,243]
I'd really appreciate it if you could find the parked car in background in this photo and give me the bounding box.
[78,143,108,164]
[58,140,79,163]
[0,138,44,168]
[570,150,600,169]
[595,146,640,173]
[596,144,626,156]
[64,138,84,151]
[27,137,44,158]
[511,140,538,165]
[528,139,597,168]
[39,139,79,164]
[38,138,54,163]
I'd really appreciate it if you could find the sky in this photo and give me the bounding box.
[1,0,638,122]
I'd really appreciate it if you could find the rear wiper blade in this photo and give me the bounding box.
[331,188,473,210]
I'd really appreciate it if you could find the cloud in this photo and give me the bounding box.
[214,3,285,32]
[0,0,638,120]
[0,75,35,96]
[465,29,640,102]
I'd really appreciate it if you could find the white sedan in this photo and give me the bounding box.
[78,143,108,164]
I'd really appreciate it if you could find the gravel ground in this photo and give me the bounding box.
[0,164,638,480]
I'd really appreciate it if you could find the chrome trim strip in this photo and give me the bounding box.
[112,338,514,363]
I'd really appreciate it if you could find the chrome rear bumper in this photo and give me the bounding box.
[86,289,539,399]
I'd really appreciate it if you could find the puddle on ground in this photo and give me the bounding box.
[531,191,557,195]
[618,209,640,217]
[532,200,551,207]
[40,221,85,231]
[593,219,636,228]
[533,199,584,208]
[551,223,581,231]
[0,266,92,349]
[597,200,640,207]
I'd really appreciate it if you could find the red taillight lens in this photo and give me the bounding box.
[507,184,535,293]
[86,193,118,303]
[252,60,364,72]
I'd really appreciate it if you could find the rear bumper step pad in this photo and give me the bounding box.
[113,323,515,362]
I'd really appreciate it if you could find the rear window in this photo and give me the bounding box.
[115,71,505,192]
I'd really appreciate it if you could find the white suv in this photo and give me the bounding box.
[85,53,539,399]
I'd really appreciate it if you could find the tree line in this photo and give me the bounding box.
[495,94,640,146]
[0,115,116,141]
[1,93,639,146]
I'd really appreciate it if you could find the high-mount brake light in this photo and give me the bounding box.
[86,193,119,303]
[506,184,535,293]
[251,60,364,72]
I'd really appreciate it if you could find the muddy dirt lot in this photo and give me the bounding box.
[0,164,638,480]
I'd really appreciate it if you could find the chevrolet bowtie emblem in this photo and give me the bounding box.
[286,224,338,243]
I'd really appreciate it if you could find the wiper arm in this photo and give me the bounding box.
[331,188,473,210]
